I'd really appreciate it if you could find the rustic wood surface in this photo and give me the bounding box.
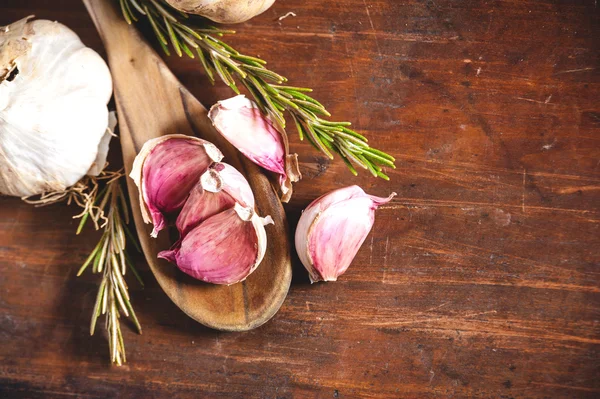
[1,0,598,398]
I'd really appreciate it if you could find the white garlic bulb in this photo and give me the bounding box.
[165,0,276,24]
[0,17,113,197]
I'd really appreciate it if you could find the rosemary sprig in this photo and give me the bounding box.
[121,0,396,179]
[24,170,143,366]
[77,171,142,366]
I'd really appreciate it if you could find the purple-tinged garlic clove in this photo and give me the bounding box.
[208,95,300,202]
[129,134,223,237]
[295,185,396,283]
[176,162,254,237]
[159,203,273,285]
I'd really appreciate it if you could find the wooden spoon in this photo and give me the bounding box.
[83,0,291,331]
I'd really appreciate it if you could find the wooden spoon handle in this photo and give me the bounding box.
[83,0,213,155]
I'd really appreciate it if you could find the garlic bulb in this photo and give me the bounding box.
[295,185,396,283]
[165,0,276,24]
[0,17,113,197]
[160,202,273,285]
[176,162,254,236]
[129,134,223,237]
[209,95,300,202]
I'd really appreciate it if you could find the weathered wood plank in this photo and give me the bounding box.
[1,0,598,397]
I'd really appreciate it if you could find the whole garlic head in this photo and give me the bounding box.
[0,17,113,197]
[165,0,276,24]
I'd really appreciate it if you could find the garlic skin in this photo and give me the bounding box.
[160,203,273,285]
[208,95,300,202]
[176,162,254,237]
[87,111,117,176]
[129,134,223,237]
[164,0,276,24]
[0,17,113,197]
[295,186,396,283]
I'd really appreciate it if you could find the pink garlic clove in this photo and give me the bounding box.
[176,162,254,237]
[295,185,396,283]
[175,184,235,238]
[208,95,301,202]
[159,203,273,285]
[129,134,223,237]
[204,162,255,208]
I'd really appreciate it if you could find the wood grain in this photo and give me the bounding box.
[1,0,599,398]
[81,0,291,331]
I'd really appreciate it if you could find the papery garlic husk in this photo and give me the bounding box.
[159,203,273,285]
[176,162,254,237]
[295,185,396,283]
[0,17,113,197]
[87,111,117,176]
[164,0,276,24]
[208,95,301,203]
[130,134,223,237]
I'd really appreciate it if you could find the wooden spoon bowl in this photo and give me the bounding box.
[83,0,291,331]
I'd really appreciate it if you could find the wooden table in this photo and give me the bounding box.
[1,1,598,397]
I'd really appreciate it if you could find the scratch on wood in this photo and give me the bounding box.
[43,253,57,274]
[382,236,390,282]
[542,139,557,150]
[263,31,335,38]
[553,67,595,75]
[545,94,552,104]
[343,40,361,118]
[379,201,596,216]
[420,167,482,190]
[556,185,600,194]
[529,382,600,393]
[377,269,600,292]
[367,311,498,328]
[369,235,374,266]
[425,302,449,312]
[522,168,526,213]
[461,310,498,318]
[230,355,308,366]
[362,0,382,57]
[569,213,600,223]
[267,342,338,357]
[346,45,356,79]
[515,97,554,105]
[366,313,600,345]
